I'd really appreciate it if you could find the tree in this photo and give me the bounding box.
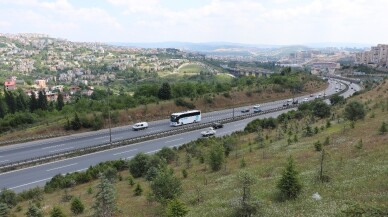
[103,167,118,183]
[313,101,331,118]
[93,174,116,217]
[329,95,345,105]
[277,156,302,200]
[4,91,16,114]
[37,90,48,110]
[233,171,260,217]
[157,147,177,164]
[71,113,81,130]
[70,197,85,215]
[379,122,387,134]
[0,188,17,208]
[26,202,43,217]
[134,183,143,196]
[16,94,26,111]
[57,93,64,111]
[208,143,225,171]
[0,203,9,217]
[29,91,38,112]
[158,82,172,100]
[129,153,150,178]
[0,100,6,118]
[344,101,365,121]
[166,199,189,217]
[150,169,182,204]
[50,206,66,217]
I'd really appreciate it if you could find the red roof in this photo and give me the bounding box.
[4,81,15,86]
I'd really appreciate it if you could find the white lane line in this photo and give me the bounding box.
[48,146,74,153]
[146,149,161,154]
[76,168,88,172]
[94,136,107,140]
[46,163,78,172]
[9,177,52,190]
[114,137,123,140]
[41,144,67,150]
[113,149,138,156]
[0,159,9,163]
[164,138,183,144]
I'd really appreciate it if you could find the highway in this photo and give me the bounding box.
[0,79,360,192]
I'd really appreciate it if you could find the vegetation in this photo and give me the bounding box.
[277,156,302,200]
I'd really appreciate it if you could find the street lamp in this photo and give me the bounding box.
[107,86,112,145]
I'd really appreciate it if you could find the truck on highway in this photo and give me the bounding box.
[201,127,216,137]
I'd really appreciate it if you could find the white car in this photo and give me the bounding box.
[132,122,148,131]
[201,127,216,137]
[303,98,309,102]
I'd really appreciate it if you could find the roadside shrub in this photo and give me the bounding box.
[314,141,322,151]
[70,197,85,215]
[0,188,17,208]
[175,98,196,109]
[344,101,366,121]
[129,153,151,178]
[157,147,177,164]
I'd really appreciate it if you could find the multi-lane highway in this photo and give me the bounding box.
[0,79,360,192]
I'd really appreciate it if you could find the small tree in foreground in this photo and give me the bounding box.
[165,199,189,217]
[26,202,43,217]
[277,156,302,200]
[233,171,260,217]
[344,101,365,121]
[0,202,9,217]
[208,143,225,171]
[93,174,116,217]
[50,206,66,217]
[150,169,182,204]
[134,183,143,196]
[70,197,85,215]
[379,122,387,134]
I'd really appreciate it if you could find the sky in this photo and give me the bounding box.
[0,0,386,45]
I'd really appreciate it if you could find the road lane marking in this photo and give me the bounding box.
[76,168,88,172]
[164,138,183,144]
[9,177,52,190]
[46,163,78,172]
[146,149,161,154]
[113,149,138,156]
[42,144,67,150]
[48,147,75,153]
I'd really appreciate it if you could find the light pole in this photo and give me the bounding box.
[107,86,112,145]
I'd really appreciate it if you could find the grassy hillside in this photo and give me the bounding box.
[6,81,388,216]
[178,63,210,74]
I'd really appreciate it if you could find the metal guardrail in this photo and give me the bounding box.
[0,80,350,173]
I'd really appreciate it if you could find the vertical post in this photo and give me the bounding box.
[108,87,112,145]
[233,107,235,119]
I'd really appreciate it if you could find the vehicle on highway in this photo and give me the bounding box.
[241,108,250,113]
[283,101,289,107]
[170,110,201,126]
[292,99,299,104]
[201,127,216,137]
[253,105,262,113]
[310,94,314,97]
[212,122,224,129]
[132,122,148,131]
[335,89,338,92]
[303,97,309,102]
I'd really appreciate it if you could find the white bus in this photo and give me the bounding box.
[253,105,262,113]
[170,110,201,126]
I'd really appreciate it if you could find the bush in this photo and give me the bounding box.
[134,183,143,196]
[50,206,66,217]
[165,199,189,217]
[277,156,302,200]
[329,95,345,105]
[157,147,177,164]
[70,197,85,215]
[175,98,196,109]
[313,101,331,118]
[129,153,151,178]
[314,141,322,151]
[0,188,17,208]
[379,122,387,134]
[182,169,188,178]
[208,143,225,172]
[344,101,366,121]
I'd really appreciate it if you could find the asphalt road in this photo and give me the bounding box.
[0,79,360,192]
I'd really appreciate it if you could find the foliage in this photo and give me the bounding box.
[129,153,151,178]
[157,147,177,164]
[175,98,195,109]
[134,183,143,196]
[25,202,43,217]
[344,101,366,121]
[70,197,85,215]
[244,117,277,133]
[93,174,116,217]
[71,112,81,130]
[314,140,322,151]
[379,122,387,134]
[0,188,17,208]
[158,82,172,100]
[0,203,9,217]
[150,168,182,204]
[341,203,388,216]
[277,156,302,200]
[312,100,331,118]
[330,95,345,105]
[232,171,260,217]
[166,199,189,217]
[50,206,66,217]
[208,143,225,171]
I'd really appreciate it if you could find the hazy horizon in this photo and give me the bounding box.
[0,0,387,45]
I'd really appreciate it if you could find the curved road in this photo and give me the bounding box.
[0,79,360,192]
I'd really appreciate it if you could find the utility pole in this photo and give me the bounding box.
[233,107,235,119]
[107,86,112,145]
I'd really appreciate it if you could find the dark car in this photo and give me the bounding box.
[283,102,289,107]
[241,108,250,113]
[212,122,223,129]
[292,99,299,104]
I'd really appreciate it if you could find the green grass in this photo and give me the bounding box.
[178,63,210,74]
